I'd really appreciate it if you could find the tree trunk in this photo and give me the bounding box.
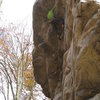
[16,61,23,100]
[7,79,9,100]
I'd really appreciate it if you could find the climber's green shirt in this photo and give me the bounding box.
[47,7,55,20]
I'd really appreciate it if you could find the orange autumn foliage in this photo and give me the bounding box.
[24,68,34,90]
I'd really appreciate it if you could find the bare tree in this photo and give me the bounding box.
[0,25,34,100]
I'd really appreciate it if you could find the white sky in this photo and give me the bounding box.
[1,0,36,23]
[81,0,100,3]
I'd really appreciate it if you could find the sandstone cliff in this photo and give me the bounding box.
[32,0,100,100]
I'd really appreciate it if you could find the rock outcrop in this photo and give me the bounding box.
[32,0,100,100]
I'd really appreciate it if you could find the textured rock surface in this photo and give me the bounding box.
[32,0,100,100]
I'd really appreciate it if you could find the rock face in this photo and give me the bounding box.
[32,0,100,100]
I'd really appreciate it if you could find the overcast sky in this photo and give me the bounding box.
[81,0,100,2]
[1,0,36,23]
